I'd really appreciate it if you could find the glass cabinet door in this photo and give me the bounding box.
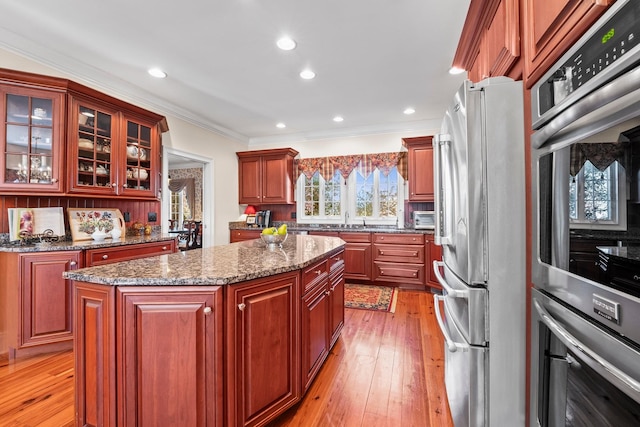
[74,103,116,193]
[1,87,63,192]
[123,119,155,196]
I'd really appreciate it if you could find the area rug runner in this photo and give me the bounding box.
[344,283,398,313]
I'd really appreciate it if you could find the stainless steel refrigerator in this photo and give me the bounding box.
[432,77,526,427]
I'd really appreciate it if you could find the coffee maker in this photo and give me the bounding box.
[255,210,271,228]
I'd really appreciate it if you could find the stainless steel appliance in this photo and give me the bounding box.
[255,210,271,228]
[531,1,640,425]
[432,77,526,426]
[413,210,435,229]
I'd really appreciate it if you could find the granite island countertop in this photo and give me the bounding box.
[63,234,345,286]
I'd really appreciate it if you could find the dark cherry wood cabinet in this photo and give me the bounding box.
[328,251,345,347]
[523,0,614,85]
[84,239,176,266]
[237,148,298,205]
[569,238,617,283]
[403,136,434,202]
[117,287,223,427]
[454,0,522,83]
[0,74,66,193]
[339,231,372,281]
[226,271,301,427]
[1,250,81,359]
[229,228,261,243]
[67,95,163,199]
[373,233,425,286]
[425,235,443,290]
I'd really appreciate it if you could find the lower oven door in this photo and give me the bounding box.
[434,294,488,427]
[531,289,640,427]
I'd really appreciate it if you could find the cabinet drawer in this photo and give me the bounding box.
[303,259,328,293]
[85,240,176,266]
[328,250,345,276]
[373,243,425,263]
[339,232,371,243]
[230,229,261,243]
[372,233,424,245]
[373,261,424,285]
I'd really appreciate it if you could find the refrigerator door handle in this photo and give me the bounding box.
[433,294,469,353]
[433,134,452,246]
[433,261,468,298]
[534,298,640,395]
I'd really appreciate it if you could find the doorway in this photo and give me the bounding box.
[162,147,213,248]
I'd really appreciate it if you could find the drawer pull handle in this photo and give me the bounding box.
[238,303,246,312]
[70,261,77,266]
[162,246,168,250]
[203,307,212,315]
[380,251,384,255]
[315,270,322,275]
[325,291,331,296]
[634,275,640,281]
[102,255,109,260]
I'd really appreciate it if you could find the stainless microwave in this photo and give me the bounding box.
[413,211,435,229]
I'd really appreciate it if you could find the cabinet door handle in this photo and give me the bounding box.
[315,270,322,275]
[634,275,640,281]
[102,255,109,260]
[325,290,331,296]
[51,178,59,183]
[238,303,246,311]
[380,251,384,255]
[111,182,117,188]
[203,307,212,315]
[70,261,77,266]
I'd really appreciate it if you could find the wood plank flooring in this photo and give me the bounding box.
[0,289,452,427]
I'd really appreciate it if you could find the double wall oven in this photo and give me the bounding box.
[531,0,640,425]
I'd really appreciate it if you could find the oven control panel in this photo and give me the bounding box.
[534,0,640,125]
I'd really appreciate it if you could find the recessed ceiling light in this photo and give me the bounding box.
[277,37,296,51]
[300,69,316,80]
[276,122,286,129]
[404,107,416,115]
[148,68,167,78]
[333,116,344,123]
[448,67,465,75]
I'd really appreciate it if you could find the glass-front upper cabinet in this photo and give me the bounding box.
[68,98,118,195]
[0,85,64,192]
[120,116,157,198]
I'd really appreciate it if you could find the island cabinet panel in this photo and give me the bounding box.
[302,271,330,392]
[1,250,81,359]
[425,235,443,290]
[116,287,223,427]
[74,282,116,427]
[226,271,300,427]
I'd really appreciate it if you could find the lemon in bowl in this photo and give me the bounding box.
[261,226,288,247]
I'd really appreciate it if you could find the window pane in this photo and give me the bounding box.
[569,175,577,219]
[355,171,373,216]
[379,169,398,217]
[582,161,612,221]
[324,171,342,216]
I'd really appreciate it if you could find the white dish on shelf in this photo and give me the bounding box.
[78,138,93,149]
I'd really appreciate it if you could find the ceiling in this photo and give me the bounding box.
[0,0,471,145]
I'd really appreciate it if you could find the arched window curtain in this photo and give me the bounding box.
[569,142,630,176]
[296,152,407,181]
[168,178,195,218]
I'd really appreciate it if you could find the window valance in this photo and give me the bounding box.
[168,178,195,219]
[296,152,408,181]
[569,142,630,176]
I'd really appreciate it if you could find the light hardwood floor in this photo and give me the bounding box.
[0,289,452,427]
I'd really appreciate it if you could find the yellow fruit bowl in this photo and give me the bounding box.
[260,233,288,247]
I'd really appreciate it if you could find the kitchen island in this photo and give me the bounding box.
[64,234,345,427]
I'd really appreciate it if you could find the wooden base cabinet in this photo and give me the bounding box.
[229,229,261,243]
[339,232,372,281]
[1,250,81,359]
[425,236,443,290]
[373,233,425,286]
[226,272,300,427]
[74,283,223,427]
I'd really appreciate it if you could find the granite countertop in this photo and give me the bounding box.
[63,234,345,287]
[229,222,434,234]
[597,246,640,265]
[0,234,177,253]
